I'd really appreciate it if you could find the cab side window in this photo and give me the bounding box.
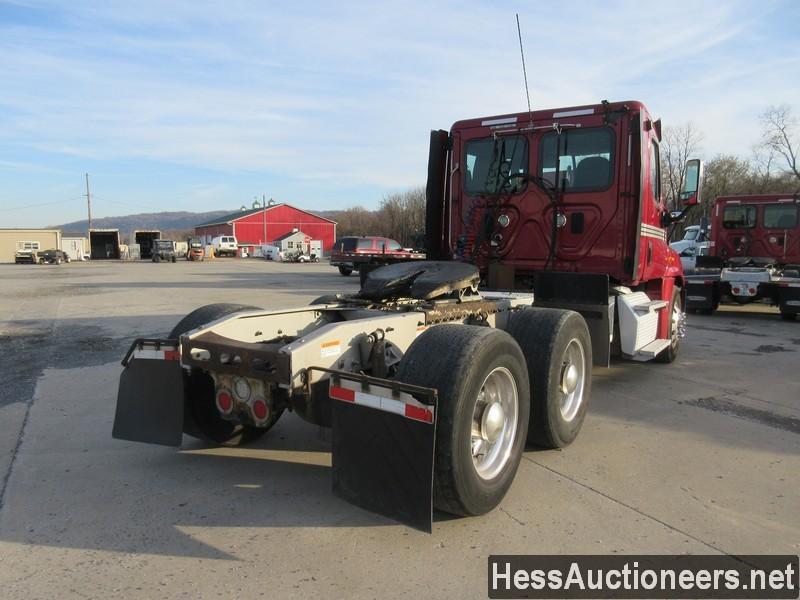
[650,141,661,205]
[763,204,798,229]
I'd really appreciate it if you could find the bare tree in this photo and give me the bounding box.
[760,105,800,182]
[335,206,380,238]
[661,122,704,211]
[376,186,426,247]
[751,144,776,192]
[701,154,752,210]
[333,186,426,247]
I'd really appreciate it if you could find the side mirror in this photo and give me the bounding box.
[680,159,703,206]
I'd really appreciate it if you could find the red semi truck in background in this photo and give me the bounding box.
[683,194,800,320]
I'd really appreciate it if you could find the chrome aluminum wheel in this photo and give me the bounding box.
[674,301,686,341]
[558,338,586,422]
[471,366,519,480]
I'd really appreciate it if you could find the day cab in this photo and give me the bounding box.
[426,100,703,363]
[684,194,800,319]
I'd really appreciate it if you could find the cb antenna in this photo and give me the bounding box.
[516,13,533,127]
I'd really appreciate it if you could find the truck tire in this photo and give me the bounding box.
[153,254,161,263]
[656,286,682,363]
[170,303,282,446]
[338,266,353,276]
[780,312,797,321]
[171,255,177,263]
[395,325,530,516]
[507,308,592,448]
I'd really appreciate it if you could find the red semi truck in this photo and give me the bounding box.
[113,100,701,530]
[683,194,800,320]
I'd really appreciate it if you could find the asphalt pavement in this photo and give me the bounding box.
[0,260,797,598]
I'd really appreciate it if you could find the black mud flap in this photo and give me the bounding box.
[313,368,437,532]
[113,344,185,446]
[685,280,715,310]
[534,272,612,367]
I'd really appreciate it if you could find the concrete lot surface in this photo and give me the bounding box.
[0,260,798,599]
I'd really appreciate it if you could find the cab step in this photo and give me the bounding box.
[633,300,668,313]
[617,292,664,355]
[632,338,671,361]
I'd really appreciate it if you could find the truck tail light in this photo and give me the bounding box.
[252,398,269,421]
[216,391,233,415]
[749,287,756,294]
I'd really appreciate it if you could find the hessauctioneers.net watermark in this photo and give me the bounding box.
[487,555,799,599]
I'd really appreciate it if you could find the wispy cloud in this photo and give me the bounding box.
[0,0,798,226]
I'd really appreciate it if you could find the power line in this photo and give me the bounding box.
[0,197,83,212]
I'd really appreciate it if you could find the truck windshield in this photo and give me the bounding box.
[683,229,699,241]
[464,135,528,195]
[538,128,614,191]
[722,205,756,229]
[155,241,172,249]
[763,204,798,229]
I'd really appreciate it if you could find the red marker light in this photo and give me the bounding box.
[216,391,233,414]
[252,399,268,420]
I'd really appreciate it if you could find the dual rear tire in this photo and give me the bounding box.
[396,325,530,516]
[396,309,592,517]
[507,308,592,448]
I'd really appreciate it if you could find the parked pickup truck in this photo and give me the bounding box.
[330,236,425,280]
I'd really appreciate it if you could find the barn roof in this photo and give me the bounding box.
[273,230,308,242]
[195,203,337,227]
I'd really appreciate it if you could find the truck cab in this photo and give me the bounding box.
[426,100,702,363]
[671,224,712,255]
[713,195,799,263]
[683,194,800,319]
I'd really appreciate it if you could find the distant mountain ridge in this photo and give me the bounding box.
[53,209,344,236]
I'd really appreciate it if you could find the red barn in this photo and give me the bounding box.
[194,203,337,255]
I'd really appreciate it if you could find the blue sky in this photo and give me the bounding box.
[1,0,798,227]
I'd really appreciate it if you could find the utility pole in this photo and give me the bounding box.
[262,193,267,246]
[85,173,93,235]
